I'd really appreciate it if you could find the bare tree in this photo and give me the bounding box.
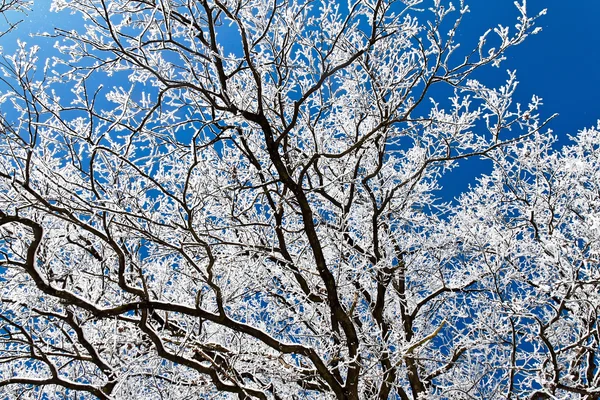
[1,0,597,399]
[0,0,30,38]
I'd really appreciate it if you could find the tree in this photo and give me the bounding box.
[0,0,30,38]
[0,0,597,398]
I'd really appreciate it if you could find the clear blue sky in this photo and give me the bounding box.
[440,0,600,199]
[1,0,599,199]
[461,0,600,143]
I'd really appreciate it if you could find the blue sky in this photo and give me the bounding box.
[461,0,600,142]
[1,0,599,200]
[438,0,600,199]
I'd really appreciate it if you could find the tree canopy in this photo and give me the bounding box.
[0,0,599,399]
